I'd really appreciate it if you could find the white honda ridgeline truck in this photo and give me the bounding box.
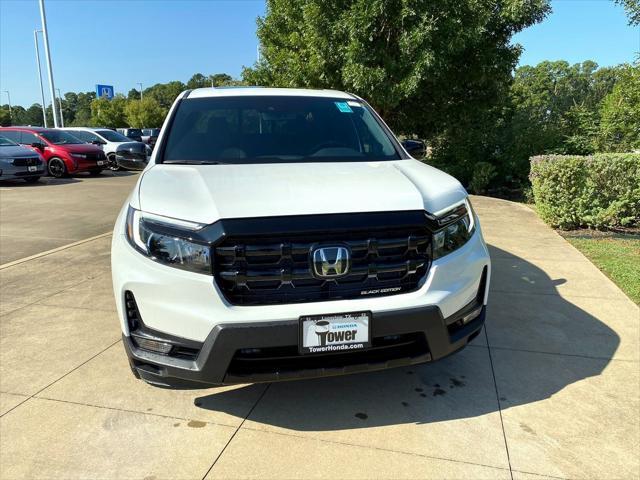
[111,87,491,388]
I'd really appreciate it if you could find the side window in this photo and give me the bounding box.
[73,131,97,142]
[0,130,20,142]
[20,132,40,145]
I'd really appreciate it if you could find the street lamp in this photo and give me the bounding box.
[137,83,143,100]
[3,91,11,122]
[39,0,58,127]
[34,29,47,127]
[55,88,64,127]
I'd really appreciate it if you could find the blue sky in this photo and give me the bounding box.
[1,0,638,107]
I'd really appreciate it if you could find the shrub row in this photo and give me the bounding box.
[529,154,640,230]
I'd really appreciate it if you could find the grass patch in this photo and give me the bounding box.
[560,231,640,305]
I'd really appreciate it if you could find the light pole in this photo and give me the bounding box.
[137,83,143,100]
[55,88,64,127]
[3,91,11,123]
[38,0,58,127]
[34,30,47,127]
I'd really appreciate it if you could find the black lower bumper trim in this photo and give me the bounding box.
[124,302,486,387]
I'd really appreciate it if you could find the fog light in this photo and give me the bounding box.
[461,306,483,325]
[132,335,173,354]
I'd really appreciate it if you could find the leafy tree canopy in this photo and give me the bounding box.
[243,0,550,137]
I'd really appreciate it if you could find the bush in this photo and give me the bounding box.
[530,154,640,229]
[468,162,497,194]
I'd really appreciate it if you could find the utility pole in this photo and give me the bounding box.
[34,30,47,127]
[55,88,64,127]
[39,0,58,127]
[3,91,11,123]
[137,83,143,100]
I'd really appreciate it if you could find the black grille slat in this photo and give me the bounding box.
[213,216,431,306]
[12,157,40,166]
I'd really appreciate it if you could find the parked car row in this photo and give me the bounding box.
[65,127,151,171]
[0,126,151,182]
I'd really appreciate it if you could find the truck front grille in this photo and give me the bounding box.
[12,157,41,166]
[213,216,431,306]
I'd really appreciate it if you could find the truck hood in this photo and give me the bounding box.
[137,159,467,224]
[0,145,40,158]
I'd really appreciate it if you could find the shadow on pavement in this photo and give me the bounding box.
[0,170,136,188]
[194,245,618,430]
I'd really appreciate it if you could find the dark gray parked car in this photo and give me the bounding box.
[0,135,46,183]
[115,142,148,170]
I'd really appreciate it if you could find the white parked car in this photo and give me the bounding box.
[64,127,149,171]
[111,87,491,388]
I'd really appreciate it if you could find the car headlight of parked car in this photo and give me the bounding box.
[71,153,87,159]
[431,198,476,260]
[125,207,212,274]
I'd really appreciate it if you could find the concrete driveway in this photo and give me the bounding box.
[0,177,638,479]
[0,172,139,264]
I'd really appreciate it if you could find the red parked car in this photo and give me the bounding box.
[0,127,107,178]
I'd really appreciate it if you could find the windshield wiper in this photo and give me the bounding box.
[163,160,226,165]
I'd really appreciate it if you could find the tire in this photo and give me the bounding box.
[89,169,103,176]
[24,176,41,184]
[47,158,67,178]
[107,153,120,171]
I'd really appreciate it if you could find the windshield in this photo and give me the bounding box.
[162,96,401,164]
[0,135,18,146]
[97,129,131,142]
[40,130,84,145]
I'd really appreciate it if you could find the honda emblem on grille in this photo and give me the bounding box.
[312,246,351,278]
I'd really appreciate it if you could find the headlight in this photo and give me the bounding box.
[71,153,87,159]
[125,207,212,274]
[431,198,476,260]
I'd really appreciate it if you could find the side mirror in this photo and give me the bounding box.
[31,142,45,151]
[91,139,106,146]
[401,139,426,160]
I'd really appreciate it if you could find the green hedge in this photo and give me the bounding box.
[529,154,640,230]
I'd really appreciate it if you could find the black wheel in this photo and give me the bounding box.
[89,169,103,176]
[24,176,41,184]
[48,158,67,178]
[107,153,120,171]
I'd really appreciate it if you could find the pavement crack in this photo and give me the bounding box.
[31,396,239,429]
[238,424,513,474]
[484,325,514,480]
[0,338,121,419]
[201,383,272,479]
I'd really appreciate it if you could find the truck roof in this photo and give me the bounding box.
[187,87,357,100]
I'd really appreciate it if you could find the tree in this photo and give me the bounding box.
[187,73,208,89]
[145,81,186,110]
[24,104,46,126]
[124,97,167,128]
[598,63,640,151]
[0,107,10,126]
[495,61,622,183]
[70,92,96,126]
[208,73,234,86]
[90,94,128,127]
[243,0,550,185]
[127,88,141,101]
[614,0,640,25]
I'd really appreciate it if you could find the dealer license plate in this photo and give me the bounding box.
[299,311,371,354]
[97,161,105,166]
[28,166,37,172]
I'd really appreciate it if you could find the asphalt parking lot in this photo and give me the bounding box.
[0,175,638,479]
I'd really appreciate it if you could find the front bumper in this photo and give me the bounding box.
[112,203,491,387]
[0,167,45,178]
[124,300,486,387]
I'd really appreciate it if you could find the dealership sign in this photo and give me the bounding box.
[96,84,114,100]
